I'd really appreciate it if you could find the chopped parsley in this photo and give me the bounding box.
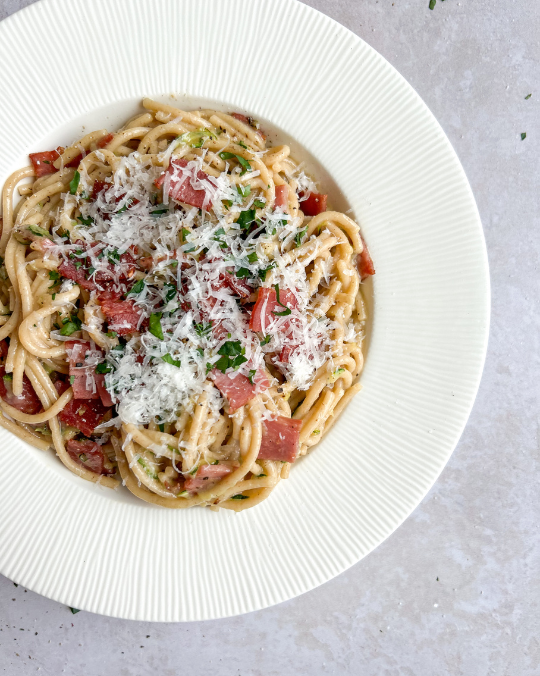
[215,340,247,372]
[77,215,94,226]
[253,199,266,209]
[231,494,248,500]
[59,314,82,336]
[95,363,112,374]
[219,152,252,175]
[525,93,532,100]
[28,224,50,238]
[235,267,251,278]
[236,209,256,230]
[258,262,275,281]
[260,335,272,346]
[128,279,145,296]
[294,226,307,248]
[247,369,257,385]
[149,313,164,340]
[237,184,251,199]
[246,251,258,264]
[163,283,177,303]
[521,132,527,140]
[273,284,292,316]
[107,248,121,264]
[194,322,212,337]
[48,270,61,288]
[162,353,181,368]
[69,171,80,195]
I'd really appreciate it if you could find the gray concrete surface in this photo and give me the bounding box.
[0,0,539,674]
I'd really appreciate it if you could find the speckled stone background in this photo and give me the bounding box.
[0,0,538,674]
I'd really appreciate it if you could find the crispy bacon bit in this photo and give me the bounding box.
[357,235,375,280]
[249,287,298,332]
[274,185,289,210]
[211,369,268,412]
[99,298,142,336]
[300,192,328,216]
[155,158,215,209]
[58,397,109,436]
[259,416,303,463]
[65,439,115,475]
[184,463,233,493]
[0,365,42,414]
[29,148,64,178]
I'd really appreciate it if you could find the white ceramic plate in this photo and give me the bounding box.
[0,0,489,621]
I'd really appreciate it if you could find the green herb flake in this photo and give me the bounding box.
[247,251,258,263]
[260,335,272,346]
[149,313,164,340]
[70,607,81,615]
[237,184,251,199]
[218,340,243,357]
[525,93,532,100]
[106,331,117,338]
[253,199,266,209]
[219,152,252,175]
[214,355,230,373]
[236,267,251,278]
[429,0,436,8]
[194,322,212,337]
[69,375,76,385]
[258,262,276,281]
[60,315,82,336]
[521,132,527,140]
[236,209,256,230]
[69,171,81,195]
[48,270,61,288]
[273,284,292,316]
[247,369,257,385]
[151,204,169,216]
[231,494,248,500]
[95,363,112,374]
[162,353,181,368]
[77,215,94,226]
[128,279,145,296]
[295,226,308,248]
[28,224,50,238]
[107,248,120,265]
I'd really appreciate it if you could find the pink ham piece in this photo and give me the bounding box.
[274,185,288,211]
[65,439,115,475]
[357,235,375,280]
[155,158,215,209]
[300,192,327,216]
[0,365,42,414]
[99,298,142,336]
[212,369,269,412]
[95,373,114,407]
[249,287,298,332]
[259,416,303,463]
[65,340,100,400]
[184,463,233,493]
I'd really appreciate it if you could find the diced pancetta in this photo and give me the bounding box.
[258,416,303,463]
[249,287,298,332]
[211,369,268,412]
[184,463,233,493]
[0,366,42,414]
[300,192,328,216]
[65,439,115,475]
[155,159,215,209]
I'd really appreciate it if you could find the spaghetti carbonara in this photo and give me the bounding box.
[0,98,375,511]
